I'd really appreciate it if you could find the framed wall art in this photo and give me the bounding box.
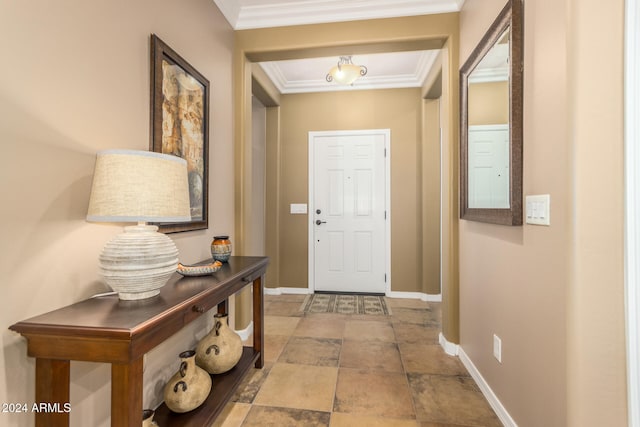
[150,33,209,233]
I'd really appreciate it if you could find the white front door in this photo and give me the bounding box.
[309,130,388,294]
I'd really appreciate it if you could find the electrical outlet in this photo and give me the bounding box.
[493,334,502,363]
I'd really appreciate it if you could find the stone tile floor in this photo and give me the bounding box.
[211,294,502,427]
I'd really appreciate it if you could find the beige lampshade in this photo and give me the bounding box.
[87,149,191,223]
[87,149,191,300]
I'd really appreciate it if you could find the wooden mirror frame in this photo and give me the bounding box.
[460,0,523,225]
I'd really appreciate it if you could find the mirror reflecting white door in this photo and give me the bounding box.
[467,28,510,209]
[459,0,523,225]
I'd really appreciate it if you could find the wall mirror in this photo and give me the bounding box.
[460,0,523,225]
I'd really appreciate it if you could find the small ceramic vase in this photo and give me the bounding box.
[142,409,158,427]
[196,313,243,374]
[163,350,211,413]
[211,236,232,263]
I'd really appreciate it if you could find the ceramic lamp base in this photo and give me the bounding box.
[99,224,178,300]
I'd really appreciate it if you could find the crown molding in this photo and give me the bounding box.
[415,50,439,84]
[258,62,289,90]
[273,75,420,94]
[468,68,509,84]
[213,0,241,28]
[214,0,465,30]
[258,50,438,94]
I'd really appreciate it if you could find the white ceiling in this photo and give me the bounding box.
[259,51,440,94]
[213,0,466,94]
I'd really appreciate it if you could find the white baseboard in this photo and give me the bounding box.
[235,321,253,342]
[264,287,313,295]
[265,287,441,301]
[438,332,459,356]
[385,291,442,302]
[458,347,518,427]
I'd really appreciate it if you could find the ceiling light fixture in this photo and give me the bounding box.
[326,56,367,85]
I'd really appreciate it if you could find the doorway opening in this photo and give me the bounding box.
[235,26,458,344]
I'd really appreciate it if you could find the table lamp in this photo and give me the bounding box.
[86,149,191,300]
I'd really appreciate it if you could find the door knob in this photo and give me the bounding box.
[315,220,326,225]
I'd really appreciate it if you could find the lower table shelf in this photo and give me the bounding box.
[10,256,268,426]
[153,347,259,427]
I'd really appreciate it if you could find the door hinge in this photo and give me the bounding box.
[384,210,387,219]
[384,148,387,157]
[384,274,387,283]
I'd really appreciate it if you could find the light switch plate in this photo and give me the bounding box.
[493,334,502,363]
[290,203,307,214]
[526,194,551,226]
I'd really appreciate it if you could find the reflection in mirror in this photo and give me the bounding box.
[468,29,510,208]
[460,0,523,225]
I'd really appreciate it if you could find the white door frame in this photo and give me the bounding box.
[625,0,640,424]
[308,129,391,294]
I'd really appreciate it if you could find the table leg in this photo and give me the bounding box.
[252,275,264,368]
[217,299,228,315]
[35,358,70,427]
[111,357,143,427]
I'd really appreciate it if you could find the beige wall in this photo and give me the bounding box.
[0,1,234,426]
[468,81,509,125]
[567,0,627,425]
[264,106,282,288]
[438,39,460,342]
[459,0,627,426]
[249,97,267,257]
[421,55,443,297]
[422,99,442,295]
[274,88,432,292]
[234,96,268,329]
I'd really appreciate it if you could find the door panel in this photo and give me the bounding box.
[311,131,387,293]
[328,170,344,216]
[328,231,344,271]
[354,231,373,272]
[355,169,373,216]
[468,125,510,209]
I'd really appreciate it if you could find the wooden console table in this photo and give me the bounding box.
[9,256,268,427]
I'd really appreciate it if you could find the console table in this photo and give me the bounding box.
[9,256,268,427]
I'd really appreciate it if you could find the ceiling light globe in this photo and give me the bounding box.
[330,64,362,85]
[326,56,367,85]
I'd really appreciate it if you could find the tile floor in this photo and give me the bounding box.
[212,294,502,427]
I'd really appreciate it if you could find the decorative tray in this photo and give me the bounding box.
[176,260,222,276]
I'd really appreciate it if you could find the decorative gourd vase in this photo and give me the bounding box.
[163,350,211,413]
[196,313,243,374]
[211,236,232,263]
[142,409,158,427]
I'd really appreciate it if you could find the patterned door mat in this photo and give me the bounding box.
[300,293,391,315]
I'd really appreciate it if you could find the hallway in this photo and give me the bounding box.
[213,294,501,426]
